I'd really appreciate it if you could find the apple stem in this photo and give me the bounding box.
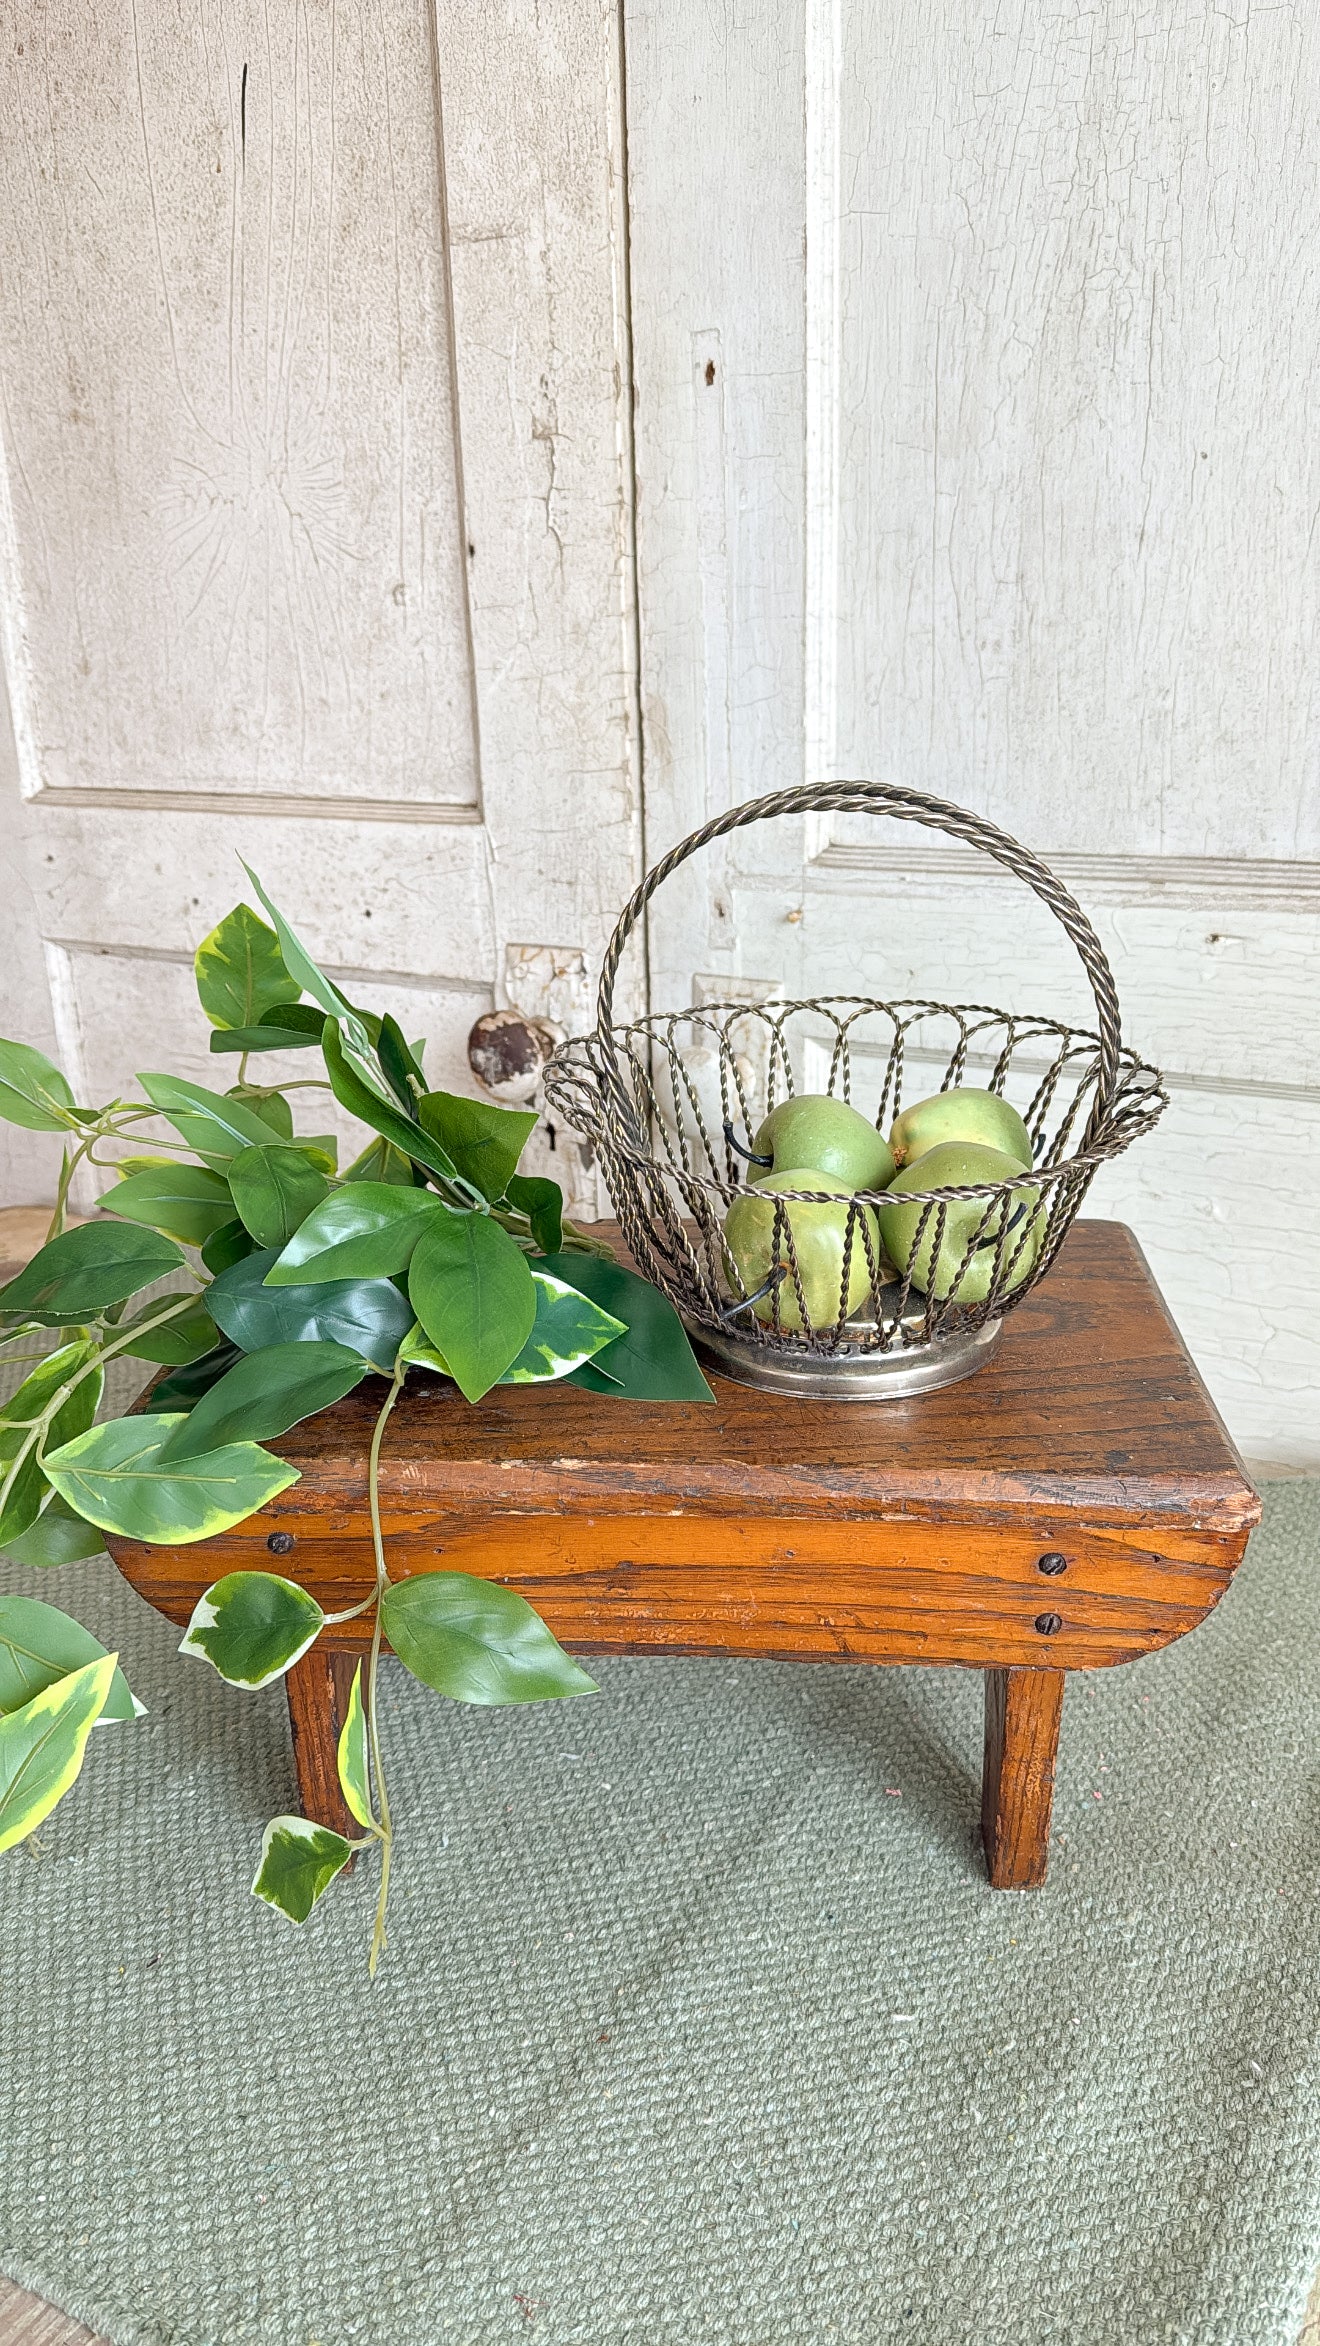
[720,1264,788,1322]
[976,1199,1028,1253]
[723,1118,774,1171]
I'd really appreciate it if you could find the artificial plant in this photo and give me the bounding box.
[0,869,711,1967]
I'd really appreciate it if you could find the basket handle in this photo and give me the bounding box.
[596,781,1123,1125]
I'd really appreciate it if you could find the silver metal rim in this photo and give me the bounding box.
[685,1313,1003,1401]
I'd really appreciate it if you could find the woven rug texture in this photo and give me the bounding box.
[0,1483,1317,2346]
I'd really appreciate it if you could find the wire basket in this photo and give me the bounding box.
[545,783,1167,1399]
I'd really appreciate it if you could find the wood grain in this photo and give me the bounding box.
[284,1646,363,1847]
[981,1667,1065,1890]
[122,1513,1238,1677]
[106,1223,1260,1688]
[111,1222,1262,1528]
[0,2280,104,2345]
[102,1218,1259,1880]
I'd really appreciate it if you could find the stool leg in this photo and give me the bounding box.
[981,1667,1064,1888]
[286,1645,366,1842]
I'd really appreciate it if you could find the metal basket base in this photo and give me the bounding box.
[685,1314,1003,1402]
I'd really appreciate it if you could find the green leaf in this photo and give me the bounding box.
[336,1663,374,1829]
[0,1445,58,1549]
[0,1341,103,1443]
[45,1416,300,1544]
[293,1137,339,1176]
[266,1183,444,1285]
[112,1292,218,1366]
[0,1222,184,1326]
[226,1084,295,1139]
[252,1815,353,1922]
[225,889,384,1148]
[180,1570,324,1686]
[341,1134,422,1187]
[0,1341,104,1545]
[200,1219,257,1276]
[0,1040,78,1132]
[137,1073,289,1165]
[418,1091,538,1203]
[321,1021,462,1187]
[207,1247,413,1371]
[0,1595,140,1721]
[228,1144,331,1249]
[0,1319,44,1353]
[1,1493,107,1569]
[163,1339,366,1460]
[208,1004,325,1057]
[500,1269,626,1383]
[382,1573,597,1706]
[239,866,356,1027]
[539,1255,717,1402]
[0,1655,118,1854]
[110,1154,177,1180]
[194,903,301,1032]
[408,1213,537,1402]
[101,1163,234,1248]
[260,1003,336,1039]
[376,1015,426,1112]
[149,1340,244,1411]
[505,1173,564,1255]
[398,1322,451,1376]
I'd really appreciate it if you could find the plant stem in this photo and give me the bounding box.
[85,1111,215,1163]
[86,1138,202,1168]
[365,1357,406,1977]
[47,1136,98,1241]
[560,1219,617,1258]
[321,1591,379,1626]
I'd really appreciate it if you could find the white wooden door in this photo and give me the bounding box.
[4,2,1311,1470]
[623,0,1317,1471]
[0,0,641,1218]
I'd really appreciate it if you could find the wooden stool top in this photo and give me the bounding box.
[266,1220,1259,1541]
[109,1220,1263,1894]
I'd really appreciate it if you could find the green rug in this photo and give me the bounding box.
[1,1487,1317,2346]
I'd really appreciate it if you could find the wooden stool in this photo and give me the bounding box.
[106,1222,1260,1887]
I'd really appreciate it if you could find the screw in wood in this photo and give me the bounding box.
[1037,1552,1067,1575]
[267,1531,296,1555]
[1034,1611,1063,1635]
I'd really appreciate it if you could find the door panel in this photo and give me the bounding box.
[819,0,1319,863]
[0,0,641,1218]
[1,0,478,814]
[625,0,1316,1466]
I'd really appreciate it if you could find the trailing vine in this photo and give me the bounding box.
[0,874,712,1966]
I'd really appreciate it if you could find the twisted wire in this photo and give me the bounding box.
[595,781,1125,1133]
[545,784,1164,1359]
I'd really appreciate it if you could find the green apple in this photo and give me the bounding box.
[889,1085,1032,1171]
[724,1167,882,1332]
[751,1094,895,1191]
[877,1141,1041,1306]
